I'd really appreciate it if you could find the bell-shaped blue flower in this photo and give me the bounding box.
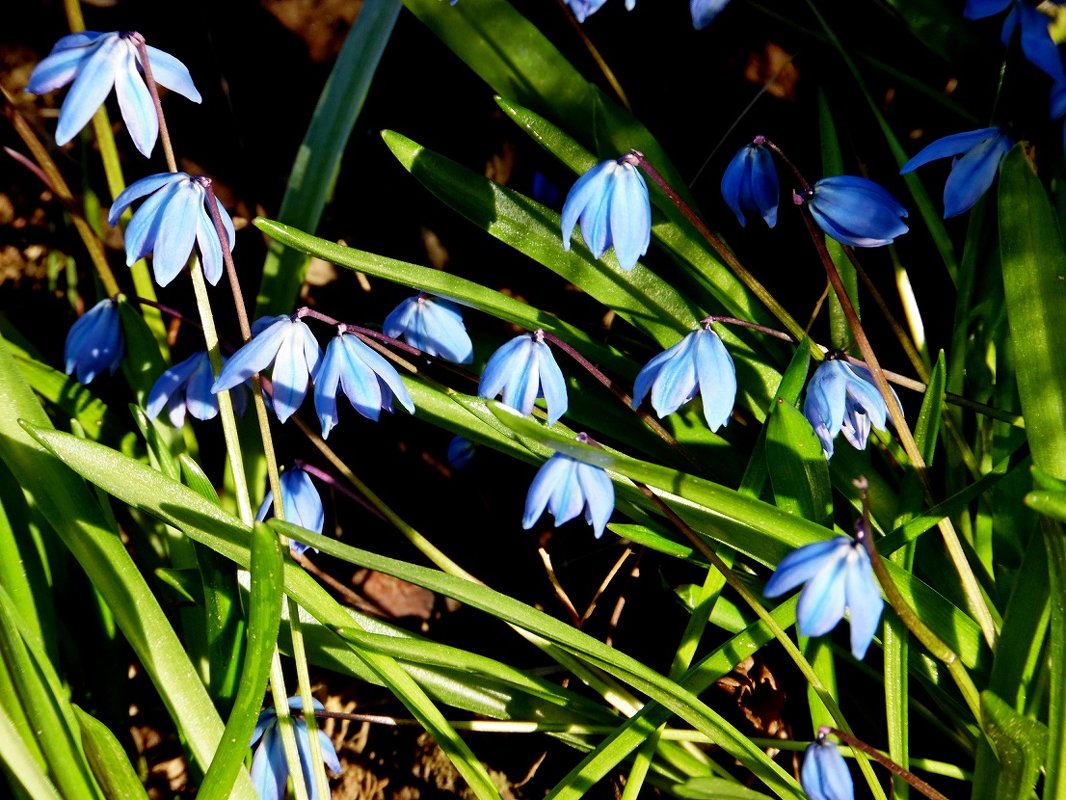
[566,0,635,23]
[721,137,779,228]
[632,325,736,432]
[146,351,246,427]
[764,534,884,659]
[212,315,321,424]
[256,468,324,556]
[801,736,854,800]
[691,0,731,29]
[314,329,414,438]
[801,176,909,248]
[26,31,200,157]
[109,172,236,287]
[803,358,891,459]
[479,330,568,424]
[64,298,124,384]
[966,0,1065,82]
[523,445,615,538]
[383,293,473,364]
[901,128,1013,218]
[561,155,651,271]
[250,697,340,800]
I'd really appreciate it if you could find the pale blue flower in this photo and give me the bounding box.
[109,172,236,287]
[523,447,615,538]
[764,535,883,659]
[561,155,651,271]
[692,0,731,29]
[256,468,324,556]
[314,330,414,437]
[64,298,124,383]
[721,137,779,227]
[900,128,1013,218]
[566,0,635,22]
[801,176,908,247]
[803,358,891,459]
[212,315,321,424]
[26,31,200,157]
[146,351,245,427]
[801,735,854,800]
[250,697,340,800]
[965,0,1065,82]
[479,330,568,424]
[383,294,473,364]
[632,326,736,432]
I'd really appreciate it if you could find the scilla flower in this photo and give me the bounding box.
[479,330,568,424]
[212,315,321,423]
[26,31,201,157]
[721,137,779,228]
[801,733,854,800]
[632,324,736,432]
[256,468,324,556]
[109,173,236,287]
[691,0,731,29]
[447,436,477,470]
[561,154,651,271]
[250,697,340,800]
[901,128,1013,218]
[383,293,473,364]
[798,176,909,247]
[523,436,615,538]
[764,533,884,660]
[64,298,124,384]
[965,0,1065,82]
[803,357,891,459]
[146,351,245,427]
[566,0,635,23]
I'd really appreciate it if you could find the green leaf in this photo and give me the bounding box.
[1043,522,1066,798]
[976,691,1048,800]
[670,777,773,799]
[766,401,832,526]
[73,707,149,800]
[0,702,62,800]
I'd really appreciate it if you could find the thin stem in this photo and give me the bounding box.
[131,34,177,173]
[553,0,631,109]
[266,654,311,800]
[760,138,812,193]
[823,728,950,800]
[703,314,795,343]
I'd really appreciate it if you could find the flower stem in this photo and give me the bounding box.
[822,727,950,800]
[132,35,178,174]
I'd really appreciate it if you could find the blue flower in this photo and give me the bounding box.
[250,697,340,800]
[803,358,891,459]
[478,330,568,424]
[632,325,736,432]
[691,0,731,29]
[721,137,779,228]
[561,155,651,272]
[383,294,473,364]
[108,172,236,287]
[146,351,246,427]
[800,176,908,247]
[566,0,635,22]
[523,444,615,538]
[256,468,324,556]
[801,736,854,800]
[25,31,200,157]
[965,0,1065,82]
[764,535,884,659]
[64,298,124,384]
[314,330,414,437]
[900,128,1013,218]
[212,315,321,424]
[447,436,477,470]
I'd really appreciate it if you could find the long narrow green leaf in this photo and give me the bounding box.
[1043,519,1066,799]
[72,707,149,800]
[978,691,1048,800]
[0,702,62,800]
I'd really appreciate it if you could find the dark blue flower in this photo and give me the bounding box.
[900,128,1013,218]
[691,0,731,29]
[801,735,854,800]
[64,298,124,384]
[447,436,476,470]
[479,330,568,424]
[764,535,883,659]
[803,358,891,459]
[314,330,414,437]
[566,0,635,22]
[146,350,246,427]
[383,294,473,364]
[721,137,779,228]
[250,697,340,800]
[109,172,236,287]
[523,445,615,538]
[212,315,321,424]
[561,155,651,271]
[26,31,200,157]
[966,0,1065,82]
[256,468,324,556]
[800,176,909,248]
[632,325,736,432]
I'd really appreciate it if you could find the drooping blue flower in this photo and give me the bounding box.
[561,155,651,271]
[64,298,124,384]
[800,175,909,248]
[632,325,736,432]
[900,128,1013,218]
[478,330,568,424]
[25,31,200,157]
[109,172,236,287]
[250,697,340,800]
[212,315,321,424]
[447,436,477,470]
[764,534,884,659]
[691,0,732,29]
[256,468,324,556]
[523,444,615,538]
[146,351,246,427]
[803,358,891,459]
[383,294,473,364]
[721,137,779,228]
[965,0,1065,82]
[566,0,635,23]
[801,736,854,800]
[314,330,414,438]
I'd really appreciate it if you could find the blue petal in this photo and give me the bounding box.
[801,741,854,800]
[632,339,683,410]
[420,298,474,363]
[764,538,849,597]
[1019,2,1066,81]
[152,178,202,285]
[841,364,889,432]
[185,353,219,421]
[648,332,699,418]
[250,728,287,800]
[694,329,736,431]
[341,334,414,415]
[122,179,182,266]
[213,316,291,392]
[803,362,849,458]
[577,167,615,259]
[478,334,530,401]
[899,127,1002,174]
[196,203,224,285]
[796,552,848,637]
[113,43,157,157]
[809,176,908,247]
[534,339,568,424]
[523,454,570,529]
[26,38,100,94]
[608,162,651,271]
[844,546,883,659]
[383,297,419,340]
[566,0,610,23]
[64,298,124,383]
[447,436,476,470]
[691,0,731,28]
[270,321,318,423]
[941,131,1012,217]
[576,462,615,537]
[54,34,123,146]
[139,44,202,102]
[547,458,585,526]
[109,171,180,226]
[963,0,1012,19]
[336,336,386,422]
[283,469,324,535]
[146,351,202,425]
[313,338,344,437]
[561,161,612,251]
[720,146,752,226]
